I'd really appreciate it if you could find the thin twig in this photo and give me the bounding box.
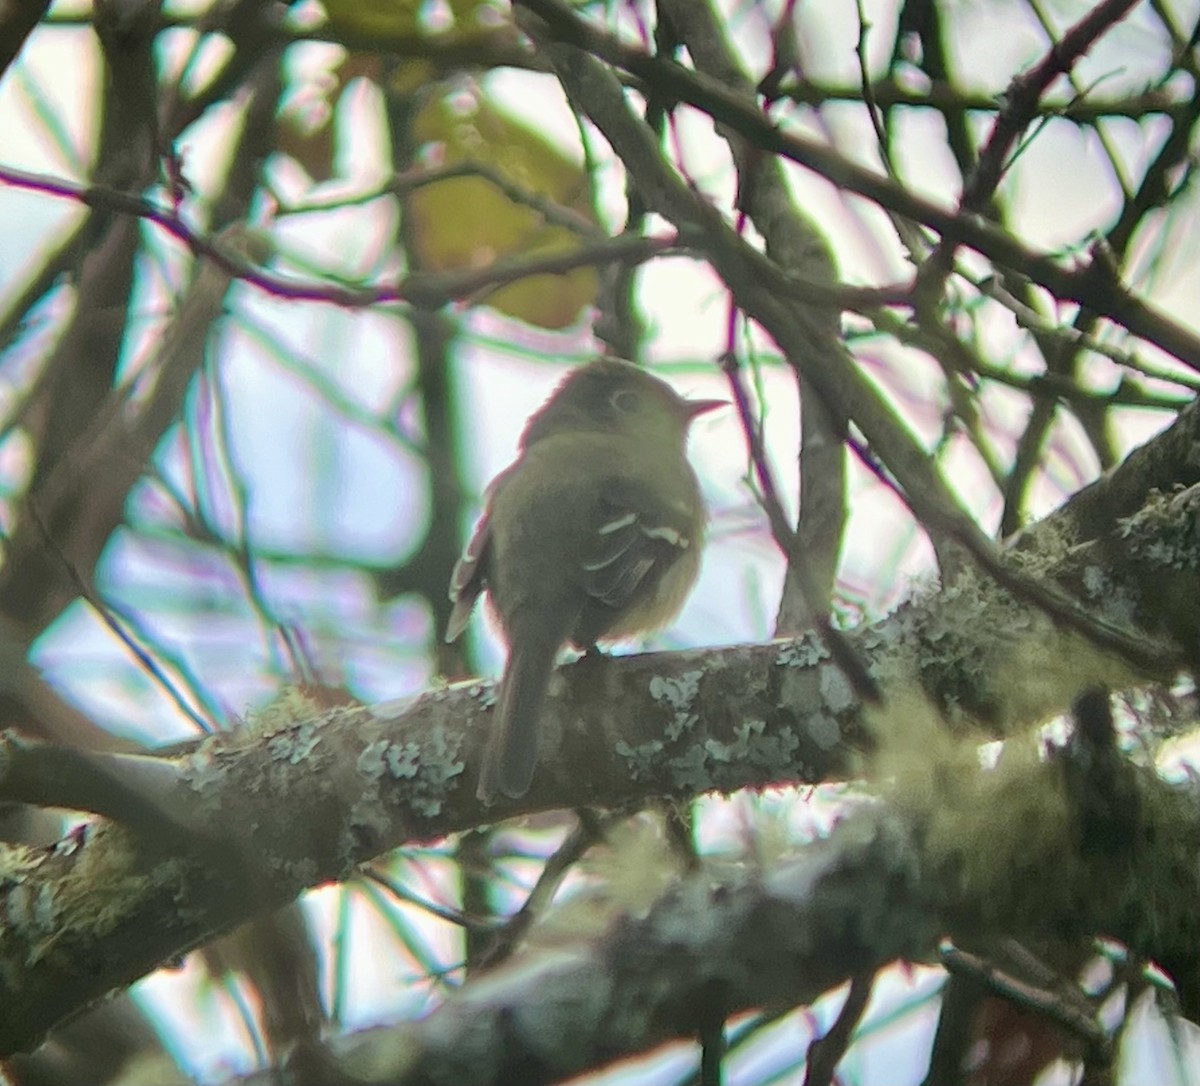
[0,162,675,308]
[27,503,217,735]
[805,971,875,1086]
[941,945,1112,1061]
[514,0,1200,371]
[477,807,623,969]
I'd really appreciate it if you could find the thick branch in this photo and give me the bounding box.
[228,757,1200,1085]
[1,404,1198,1050]
[0,1,51,83]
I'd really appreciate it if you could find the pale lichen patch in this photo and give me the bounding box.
[818,664,855,716]
[616,738,664,780]
[266,720,321,765]
[776,631,829,668]
[806,713,841,751]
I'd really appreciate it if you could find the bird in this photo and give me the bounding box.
[445,358,723,801]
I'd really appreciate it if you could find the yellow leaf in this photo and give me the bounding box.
[407,92,599,328]
[321,0,508,47]
[322,0,422,39]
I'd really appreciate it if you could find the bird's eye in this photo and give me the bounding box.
[610,388,642,414]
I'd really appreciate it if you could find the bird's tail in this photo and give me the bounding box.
[478,631,562,801]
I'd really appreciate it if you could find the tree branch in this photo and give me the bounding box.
[2,406,1199,1049]
[513,0,1200,372]
[217,757,1199,1085]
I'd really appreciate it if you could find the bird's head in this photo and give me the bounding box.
[520,358,725,449]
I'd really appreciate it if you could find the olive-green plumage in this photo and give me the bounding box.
[446,359,722,801]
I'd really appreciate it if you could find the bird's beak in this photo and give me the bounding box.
[683,398,727,421]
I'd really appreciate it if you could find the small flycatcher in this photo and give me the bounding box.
[446,358,723,801]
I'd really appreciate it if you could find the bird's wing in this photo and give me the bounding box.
[445,488,499,644]
[579,487,695,613]
[445,511,490,643]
